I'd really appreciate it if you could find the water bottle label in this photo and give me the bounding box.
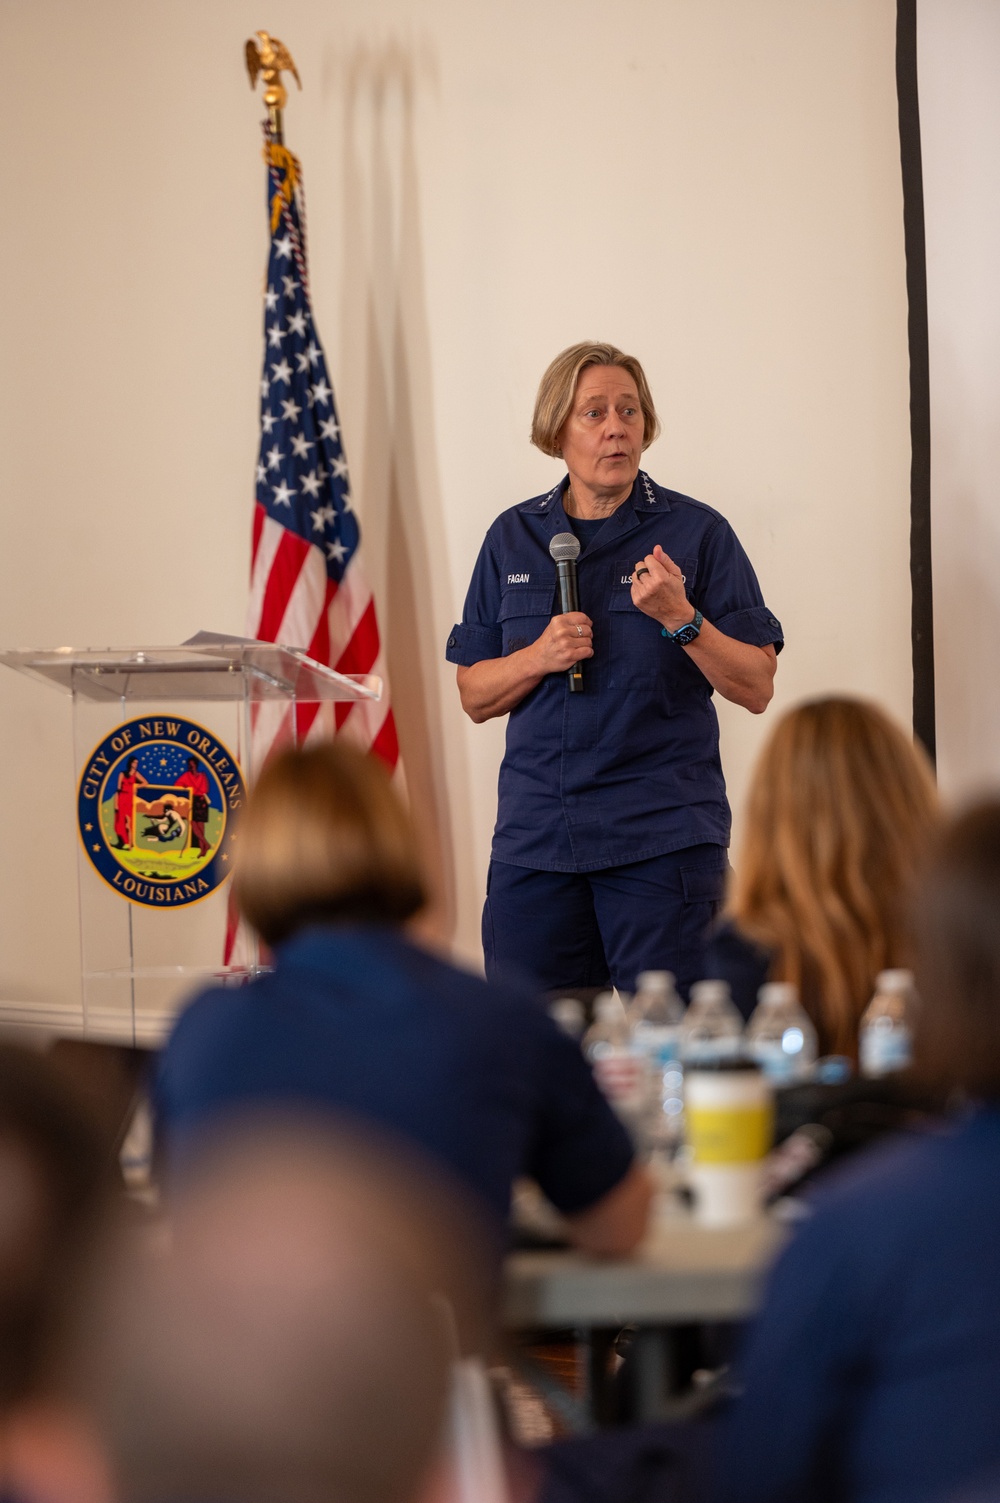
[634,1025,680,1066]
[860,1028,912,1077]
[681,1037,742,1065]
[750,1041,799,1085]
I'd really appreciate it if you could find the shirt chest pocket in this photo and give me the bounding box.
[606,555,699,691]
[498,587,553,655]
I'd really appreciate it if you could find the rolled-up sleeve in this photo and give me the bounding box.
[697,518,784,653]
[445,533,505,666]
[446,622,502,666]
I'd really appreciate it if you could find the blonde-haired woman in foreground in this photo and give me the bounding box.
[704,696,939,1058]
[156,741,651,1256]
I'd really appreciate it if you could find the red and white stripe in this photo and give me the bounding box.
[247,503,399,768]
[224,506,400,968]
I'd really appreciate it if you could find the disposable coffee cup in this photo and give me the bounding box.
[685,1060,774,1226]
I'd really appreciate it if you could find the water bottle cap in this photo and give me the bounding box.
[690,979,732,1007]
[549,998,584,1035]
[635,970,675,993]
[757,981,799,1008]
[875,969,913,992]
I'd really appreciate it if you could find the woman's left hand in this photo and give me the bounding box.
[630,545,695,633]
[630,543,777,713]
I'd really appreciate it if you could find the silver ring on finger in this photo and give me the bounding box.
[576,624,583,637]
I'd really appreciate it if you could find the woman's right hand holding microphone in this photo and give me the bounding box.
[529,612,594,674]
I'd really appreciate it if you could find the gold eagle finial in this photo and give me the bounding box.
[245,31,302,114]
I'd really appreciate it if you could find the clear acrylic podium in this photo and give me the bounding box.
[0,640,381,1045]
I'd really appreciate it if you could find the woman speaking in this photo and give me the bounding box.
[446,342,783,996]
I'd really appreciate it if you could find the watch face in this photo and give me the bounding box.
[674,624,698,645]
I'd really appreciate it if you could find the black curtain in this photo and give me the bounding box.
[896,0,935,761]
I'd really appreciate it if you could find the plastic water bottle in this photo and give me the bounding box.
[630,971,685,1147]
[859,969,916,1077]
[679,979,744,1064]
[583,990,649,1137]
[745,982,818,1085]
[630,971,683,1062]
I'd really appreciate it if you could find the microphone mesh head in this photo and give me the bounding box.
[549,532,581,563]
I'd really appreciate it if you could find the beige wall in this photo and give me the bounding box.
[919,0,1000,803]
[0,0,912,1006]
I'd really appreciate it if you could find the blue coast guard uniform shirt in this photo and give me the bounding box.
[155,926,635,1226]
[446,472,783,872]
[714,1108,1000,1503]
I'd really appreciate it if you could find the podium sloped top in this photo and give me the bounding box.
[0,644,382,704]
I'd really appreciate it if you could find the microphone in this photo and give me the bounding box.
[549,532,584,693]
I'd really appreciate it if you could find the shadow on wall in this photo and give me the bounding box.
[922,332,1000,798]
[323,36,471,947]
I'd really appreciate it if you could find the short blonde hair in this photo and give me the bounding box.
[233,743,425,945]
[728,697,939,1057]
[530,342,661,457]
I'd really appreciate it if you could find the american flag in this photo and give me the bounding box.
[246,130,399,767]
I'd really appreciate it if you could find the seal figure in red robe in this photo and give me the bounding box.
[113,757,148,849]
[175,758,211,856]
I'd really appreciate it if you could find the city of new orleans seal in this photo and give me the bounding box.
[77,716,245,908]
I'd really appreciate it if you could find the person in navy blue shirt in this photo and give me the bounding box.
[155,741,652,1253]
[712,799,1000,1503]
[446,342,783,997]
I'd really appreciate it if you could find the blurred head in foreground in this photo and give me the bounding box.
[0,1044,110,1412]
[234,742,425,944]
[73,1118,492,1503]
[728,696,939,1056]
[914,799,1000,1095]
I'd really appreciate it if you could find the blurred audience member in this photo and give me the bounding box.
[0,1046,110,1407]
[0,1044,115,1503]
[705,696,938,1055]
[72,1120,493,1503]
[713,799,1000,1503]
[156,743,651,1254]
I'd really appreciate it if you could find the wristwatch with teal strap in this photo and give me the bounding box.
[661,609,703,646]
